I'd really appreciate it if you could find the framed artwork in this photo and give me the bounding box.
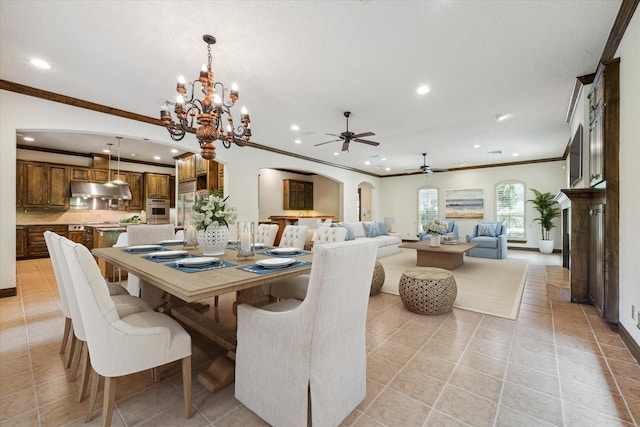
[445,188,484,219]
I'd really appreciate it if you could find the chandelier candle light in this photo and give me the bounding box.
[160,34,252,160]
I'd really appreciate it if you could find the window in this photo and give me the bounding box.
[496,182,525,239]
[417,187,438,234]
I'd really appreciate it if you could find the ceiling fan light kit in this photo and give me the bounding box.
[160,34,252,160]
[407,153,448,175]
[314,111,380,152]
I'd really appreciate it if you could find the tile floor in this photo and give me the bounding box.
[1,252,639,426]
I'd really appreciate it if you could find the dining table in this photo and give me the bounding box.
[92,242,313,393]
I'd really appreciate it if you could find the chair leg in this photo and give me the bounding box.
[78,344,91,402]
[86,368,100,422]
[70,340,84,381]
[102,376,116,427]
[65,333,77,369]
[214,296,219,307]
[60,317,72,354]
[182,356,192,419]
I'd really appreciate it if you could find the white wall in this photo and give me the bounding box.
[0,91,380,290]
[379,162,566,245]
[616,10,640,345]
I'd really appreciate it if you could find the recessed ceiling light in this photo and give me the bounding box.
[291,125,300,131]
[154,156,161,160]
[417,85,430,95]
[102,148,111,153]
[23,137,34,142]
[495,114,511,121]
[458,163,465,167]
[130,153,136,157]
[512,153,520,157]
[294,139,302,144]
[385,167,391,171]
[30,58,51,69]
[365,161,371,165]
[381,157,387,161]
[170,149,179,154]
[473,144,481,148]
[333,152,339,156]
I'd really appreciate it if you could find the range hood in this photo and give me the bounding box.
[70,181,132,200]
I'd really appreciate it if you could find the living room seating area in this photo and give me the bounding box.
[466,220,508,259]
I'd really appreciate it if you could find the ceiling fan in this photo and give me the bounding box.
[314,111,380,152]
[407,153,449,174]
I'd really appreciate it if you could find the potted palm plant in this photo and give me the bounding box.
[526,188,561,254]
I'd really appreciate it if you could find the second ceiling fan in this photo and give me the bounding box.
[314,111,380,152]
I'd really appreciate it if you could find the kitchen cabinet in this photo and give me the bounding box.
[110,170,130,185]
[68,230,84,244]
[283,179,313,210]
[46,164,69,209]
[196,154,208,175]
[92,168,110,183]
[27,225,67,258]
[145,172,171,199]
[22,161,47,208]
[16,226,27,258]
[16,160,24,208]
[195,157,223,195]
[128,172,144,210]
[177,154,196,182]
[70,166,91,182]
[170,175,175,208]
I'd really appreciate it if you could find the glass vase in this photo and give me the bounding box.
[236,222,255,259]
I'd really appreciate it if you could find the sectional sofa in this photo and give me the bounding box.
[332,221,401,257]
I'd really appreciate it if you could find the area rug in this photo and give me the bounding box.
[378,249,529,319]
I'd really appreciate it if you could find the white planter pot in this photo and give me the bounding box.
[198,227,230,256]
[539,239,554,254]
[430,234,441,247]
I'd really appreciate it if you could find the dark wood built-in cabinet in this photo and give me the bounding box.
[176,153,224,195]
[144,172,171,199]
[17,161,69,210]
[283,179,313,210]
[559,58,620,326]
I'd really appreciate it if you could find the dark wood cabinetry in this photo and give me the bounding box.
[91,168,110,183]
[128,172,144,210]
[176,153,224,195]
[283,179,313,210]
[27,225,67,258]
[22,161,47,208]
[70,166,91,182]
[16,226,27,258]
[145,172,171,199]
[68,230,84,244]
[177,154,196,182]
[46,164,69,209]
[16,160,24,207]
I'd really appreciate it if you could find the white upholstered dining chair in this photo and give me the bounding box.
[278,225,309,250]
[124,224,176,306]
[267,226,347,301]
[235,239,378,427]
[60,237,192,426]
[255,223,279,247]
[45,231,154,403]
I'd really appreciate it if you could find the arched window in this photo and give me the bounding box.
[496,181,525,239]
[417,187,438,234]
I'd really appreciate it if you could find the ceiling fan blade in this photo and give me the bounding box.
[342,141,350,152]
[353,138,380,146]
[314,139,340,147]
[352,131,375,139]
[325,133,339,137]
[425,168,435,174]
[429,167,449,172]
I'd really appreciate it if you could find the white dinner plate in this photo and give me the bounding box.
[270,247,299,255]
[147,250,188,259]
[158,239,183,245]
[253,243,265,249]
[256,258,296,268]
[175,257,220,267]
[126,245,162,252]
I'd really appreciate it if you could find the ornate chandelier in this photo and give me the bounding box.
[160,35,251,160]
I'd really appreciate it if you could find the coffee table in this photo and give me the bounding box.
[399,241,478,270]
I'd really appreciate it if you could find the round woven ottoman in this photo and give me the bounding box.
[399,267,457,314]
[370,261,385,296]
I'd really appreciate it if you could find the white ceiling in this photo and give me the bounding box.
[1,1,622,174]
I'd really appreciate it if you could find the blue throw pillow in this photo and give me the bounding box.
[478,223,496,237]
[332,223,355,240]
[363,222,381,238]
[376,221,389,235]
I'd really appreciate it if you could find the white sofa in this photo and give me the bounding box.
[335,221,401,258]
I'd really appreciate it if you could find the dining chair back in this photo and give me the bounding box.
[278,225,308,250]
[236,239,378,427]
[60,238,192,426]
[255,224,278,247]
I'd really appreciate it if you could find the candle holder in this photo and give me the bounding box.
[236,222,255,260]
[183,224,198,250]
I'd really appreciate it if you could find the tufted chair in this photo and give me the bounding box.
[60,238,192,426]
[418,219,459,241]
[236,239,378,427]
[267,226,347,301]
[255,224,279,247]
[466,221,508,259]
[278,225,309,250]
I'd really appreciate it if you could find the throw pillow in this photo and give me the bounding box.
[363,222,381,238]
[478,223,496,237]
[376,221,389,235]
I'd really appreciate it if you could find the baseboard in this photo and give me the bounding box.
[619,323,640,364]
[0,287,17,298]
[508,246,562,253]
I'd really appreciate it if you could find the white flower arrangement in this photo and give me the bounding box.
[424,218,448,235]
[190,191,238,231]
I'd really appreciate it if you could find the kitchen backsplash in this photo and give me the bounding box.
[16,209,141,225]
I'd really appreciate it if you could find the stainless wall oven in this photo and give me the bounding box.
[146,198,171,224]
